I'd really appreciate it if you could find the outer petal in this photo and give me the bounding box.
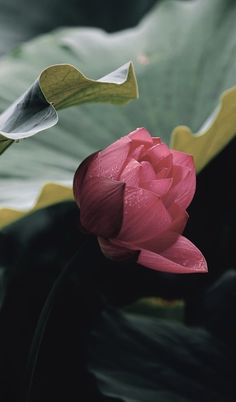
[85,136,132,180]
[73,152,98,204]
[138,235,208,273]
[132,202,188,252]
[174,168,196,209]
[164,166,196,209]
[98,237,136,260]
[171,150,195,169]
[79,177,125,238]
[117,186,172,244]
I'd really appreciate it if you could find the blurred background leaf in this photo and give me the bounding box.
[0,0,157,56]
[88,292,236,402]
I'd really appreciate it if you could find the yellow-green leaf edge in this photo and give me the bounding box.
[171,87,236,173]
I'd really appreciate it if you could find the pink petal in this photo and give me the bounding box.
[86,137,131,180]
[142,178,173,197]
[155,154,173,178]
[79,177,125,238]
[138,235,208,273]
[167,202,189,232]
[164,166,196,209]
[131,203,188,252]
[171,165,185,185]
[98,237,136,260]
[117,186,172,244]
[73,152,98,205]
[143,143,171,166]
[174,169,196,209]
[131,144,145,160]
[128,127,153,144]
[119,159,141,186]
[139,161,156,183]
[152,137,162,146]
[171,150,195,169]
[143,203,188,252]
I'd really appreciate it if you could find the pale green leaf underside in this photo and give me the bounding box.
[0,0,236,220]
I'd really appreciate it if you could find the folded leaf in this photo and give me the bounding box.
[0,61,138,154]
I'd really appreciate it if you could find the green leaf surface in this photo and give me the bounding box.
[0,62,137,154]
[1,0,236,218]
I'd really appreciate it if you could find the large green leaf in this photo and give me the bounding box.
[1,0,236,221]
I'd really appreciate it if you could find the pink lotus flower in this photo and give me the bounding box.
[73,128,207,274]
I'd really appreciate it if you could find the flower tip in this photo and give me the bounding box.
[128,127,153,143]
[198,257,208,273]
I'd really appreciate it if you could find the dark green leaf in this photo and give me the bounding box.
[88,292,236,402]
